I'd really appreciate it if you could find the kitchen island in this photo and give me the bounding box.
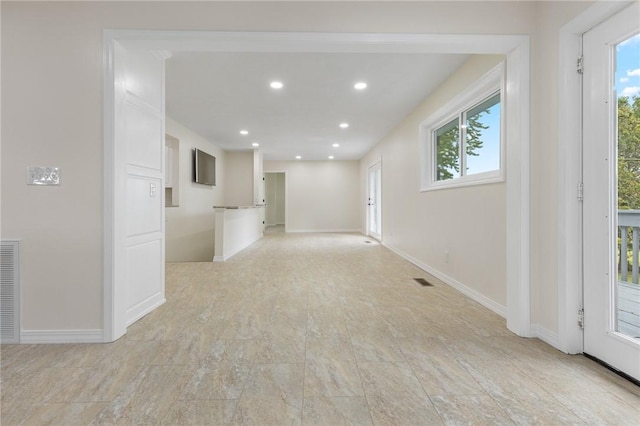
[213,205,265,262]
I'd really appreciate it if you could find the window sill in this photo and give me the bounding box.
[420,172,504,192]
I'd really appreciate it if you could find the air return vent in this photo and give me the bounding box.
[414,278,434,287]
[1,241,20,343]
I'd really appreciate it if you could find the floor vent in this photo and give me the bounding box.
[1,241,20,343]
[414,278,434,287]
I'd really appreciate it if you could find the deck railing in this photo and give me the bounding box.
[618,210,640,338]
[619,210,640,284]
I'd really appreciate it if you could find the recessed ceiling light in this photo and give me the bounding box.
[339,123,349,129]
[354,82,367,90]
[240,129,249,135]
[295,155,301,160]
[252,142,260,147]
[270,81,284,89]
[328,155,334,160]
[332,143,340,148]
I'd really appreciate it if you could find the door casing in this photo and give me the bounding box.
[104,30,531,341]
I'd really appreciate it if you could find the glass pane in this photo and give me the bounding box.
[615,33,640,338]
[465,93,501,176]
[435,118,460,181]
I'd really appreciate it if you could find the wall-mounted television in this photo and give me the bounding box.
[193,148,216,186]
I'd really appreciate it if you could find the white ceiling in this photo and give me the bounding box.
[166,52,468,161]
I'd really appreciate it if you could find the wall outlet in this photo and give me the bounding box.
[444,250,450,264]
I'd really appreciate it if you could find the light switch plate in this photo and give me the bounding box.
[27,166,61,185]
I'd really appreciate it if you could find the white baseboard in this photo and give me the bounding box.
[21,329,104,344]
[126,293,166,327]
[383,242,507,318]
[530,324,561,350]
[286,229,361,233]
[213,234,263,262]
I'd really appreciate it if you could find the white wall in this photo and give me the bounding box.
[265,172,285,226]
[224,151,254,207]
[264,161,360,232]
[165,117,225,262]
[361,55,507,310]
[0,0,595,339]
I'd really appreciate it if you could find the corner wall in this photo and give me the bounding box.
[165,118,225,262]
[224,151,254,207]
[264,161,360,233]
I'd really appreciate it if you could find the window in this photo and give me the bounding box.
[420,63,504,191]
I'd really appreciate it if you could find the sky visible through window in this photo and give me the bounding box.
[616,33,640,98]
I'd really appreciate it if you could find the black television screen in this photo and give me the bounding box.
[194,148,216,186]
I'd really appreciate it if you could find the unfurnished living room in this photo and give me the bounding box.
[1,1,640,425]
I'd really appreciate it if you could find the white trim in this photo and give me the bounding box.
[263,170,288,233]
[103,32,117,343]
[21,329,104,344]
[419,63,505,192]
[105,30,530,344]
[384,242,507,318]
[530,324,561,349]
[212,233,263,262]
[286,229,361,234]
[366,159,383,241]
[505,39,531,337]
[126,293,165,327]
[557,0,634,354]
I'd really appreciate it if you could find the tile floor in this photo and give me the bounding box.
[2,232,639,425]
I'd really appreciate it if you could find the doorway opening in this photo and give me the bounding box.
[264,172,286,234]
[367,161,382,241]
[105,30,530,342]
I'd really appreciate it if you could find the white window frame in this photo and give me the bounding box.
[420,62,505,191]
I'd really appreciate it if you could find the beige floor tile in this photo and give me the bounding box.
[254,334,306,364]
[492,393,585,425]
[150,321,227,366]
[304,357,365,397]
[358,362,425,397]
[302,397,372,426]
[21,402,107,426]
[161,399,238,425]
[349,330,406,363]
[242,363,305,408]
[92,365,195,424]
[4,367,86,406]
[1,399,42,426]
[366,391,443,425]
[3,233,639,426]
[307,308,349,338]
[180,362,252,400]
[396,337,485,396]
[458,359,550,400]
[203,339,261,365]
[431,394,514,425]
[554,391,640,425]
[231,396,301,426]
[1,345,71,382]
[56,362,145,403]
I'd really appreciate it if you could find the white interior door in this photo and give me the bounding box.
[583,2,640,381]
[368,162,382,240]
[110,43,167,339]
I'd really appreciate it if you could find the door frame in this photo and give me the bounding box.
[557,0,634,354]
[367,159,383,241]
[104,30,531,341]
[264,171,288,232]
